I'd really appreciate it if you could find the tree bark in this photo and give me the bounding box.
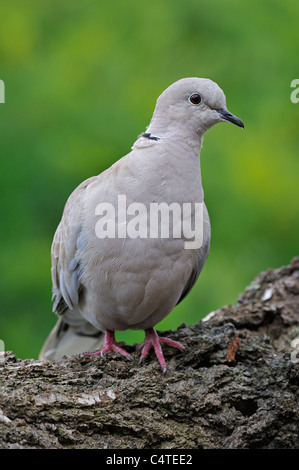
[0,258,298,449]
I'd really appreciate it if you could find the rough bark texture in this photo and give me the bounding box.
[0,258,298,449]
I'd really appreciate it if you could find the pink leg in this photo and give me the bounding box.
[138,328,185,373]
[86,330,133,361]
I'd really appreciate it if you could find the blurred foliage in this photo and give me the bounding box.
[0,0,298,358]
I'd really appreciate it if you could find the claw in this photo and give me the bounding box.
[86,331,132,361]
[137,328,185,372]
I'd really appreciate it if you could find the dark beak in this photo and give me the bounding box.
[218,108,244,128]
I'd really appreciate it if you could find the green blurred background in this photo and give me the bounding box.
[0,0,298,359]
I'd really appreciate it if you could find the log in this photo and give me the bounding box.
[0,258,298,449]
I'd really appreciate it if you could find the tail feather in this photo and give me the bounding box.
[39,315,104,360]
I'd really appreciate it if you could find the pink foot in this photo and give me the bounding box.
[86,330,133,361]
[138,328,185,373]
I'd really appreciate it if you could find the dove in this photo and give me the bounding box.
[39,77,244,372]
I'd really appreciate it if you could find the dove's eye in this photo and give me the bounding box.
[189,93,202,105]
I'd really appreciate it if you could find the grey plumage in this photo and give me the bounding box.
[40,77,243,366]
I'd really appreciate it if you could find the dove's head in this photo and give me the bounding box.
[151,77,244,135]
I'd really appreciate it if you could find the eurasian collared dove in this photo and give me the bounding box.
[39,77,244,371]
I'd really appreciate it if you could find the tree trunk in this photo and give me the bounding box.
[0,258,298,449]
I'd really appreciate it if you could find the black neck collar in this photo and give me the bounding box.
[142,132,161,141]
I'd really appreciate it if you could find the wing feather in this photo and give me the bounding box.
[176,203,211,305]
[51,176,96,315]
